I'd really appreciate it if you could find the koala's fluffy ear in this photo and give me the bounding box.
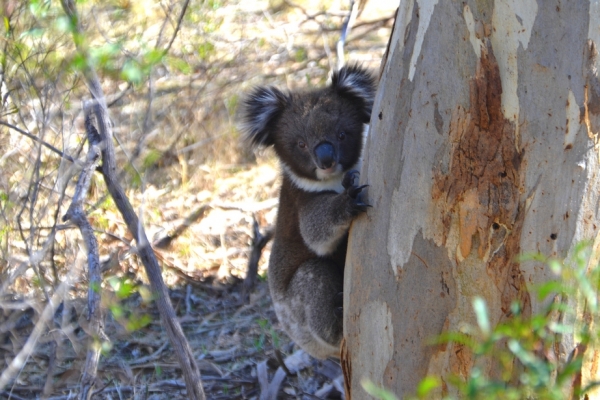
[239,86,289,147]
[331,65,377,123]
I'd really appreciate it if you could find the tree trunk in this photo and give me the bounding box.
[344,1,600,398]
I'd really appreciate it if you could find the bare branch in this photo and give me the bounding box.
[242,218,274,297]
[0,272,75,392]
[153,204,211,249]
[60,1,206,398]
[162,0,191,55]
[62,106,106,400]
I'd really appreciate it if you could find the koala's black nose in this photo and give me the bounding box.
[314,142,336,169]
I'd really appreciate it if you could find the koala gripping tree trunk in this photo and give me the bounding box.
[344,1,600,398]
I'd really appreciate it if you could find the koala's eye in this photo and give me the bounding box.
[298,140,307,149]
[337,132,346,141]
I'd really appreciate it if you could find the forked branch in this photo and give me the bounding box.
[60,0,206,398]
[62,109,106,400]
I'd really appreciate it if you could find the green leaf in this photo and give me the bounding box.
[109,304,124,319]
[70,53,88,71]
[432,331,476,348]
[90,43,121,68]
[121,60,143,84]
[361,380,398,400]
[115,281,135,299]
[416,376,440,398]
[197,42,215,61]
[55,15,75,32]
[507,339,541,372]
[125,314,152,331]
[143,149,162,169]
[19,28,44,39]
[548,259,562,274]
[167,56,192,74]
[536,280,563,300]
[547,321,572,334]
[473,297,490,336]
[144,49,165,65]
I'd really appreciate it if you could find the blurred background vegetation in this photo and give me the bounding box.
[0,0,393,284]
[0,0,394,398]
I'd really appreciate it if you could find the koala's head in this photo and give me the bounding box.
[239,65,376,187]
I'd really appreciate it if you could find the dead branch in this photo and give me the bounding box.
[258,350,313,400]
[0,276,74,392]
[61,108,106,400]
[153,204,211,249]
[59,1,206,397]
[152,199,277,250]
[242,218,274,297]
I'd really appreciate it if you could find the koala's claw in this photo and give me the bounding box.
[356,201,372,210]
[342,170,360,189]
[348,184,369,199]
[341,170,371,214]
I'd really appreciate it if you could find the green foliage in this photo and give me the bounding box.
[166,55,192,74]
[106,276,153,332]
[294,47,307,62]
[362,380,398,400]
[254,319,268,351]
[197,41,215,62]
[424,242,600,399]
[0,191,10,209]
[154,364,163,378]
[254,318,280,351]
[142,149,162,170]
[416,376,442,398]
[225,94,239,117]
[365,243,600,400]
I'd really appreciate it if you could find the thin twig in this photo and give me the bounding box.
[0,120,76,164]
[162,0,191,55]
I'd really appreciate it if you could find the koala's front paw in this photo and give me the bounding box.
[342,170,371,215]
[342,169,360,189]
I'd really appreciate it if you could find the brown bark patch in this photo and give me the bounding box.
[449,342,473,378]
[583,39,600,159]
[433,41,530,313]
[584,40,600,116]
[341,337,352,400]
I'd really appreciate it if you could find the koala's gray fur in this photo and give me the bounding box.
[239,65,376,359]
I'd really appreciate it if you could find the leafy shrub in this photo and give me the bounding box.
[365,242,600,400]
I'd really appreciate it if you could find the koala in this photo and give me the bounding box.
[240,65,376,359]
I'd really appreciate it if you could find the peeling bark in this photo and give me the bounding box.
[344,1,600,398]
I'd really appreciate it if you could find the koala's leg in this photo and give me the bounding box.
[272,259,343,359]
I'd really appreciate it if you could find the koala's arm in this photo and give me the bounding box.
[298,176,368,256]
[298,195,352,256]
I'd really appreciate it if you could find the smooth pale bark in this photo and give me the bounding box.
[344,1,600,398]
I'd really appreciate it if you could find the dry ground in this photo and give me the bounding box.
[0,1,395,398]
